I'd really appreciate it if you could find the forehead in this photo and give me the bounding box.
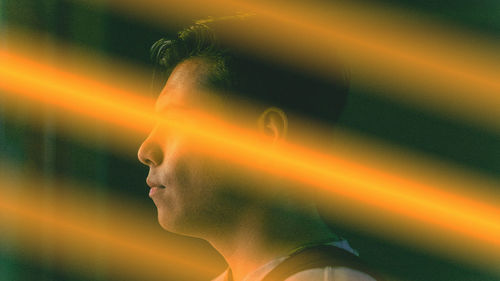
[155,58,214,112]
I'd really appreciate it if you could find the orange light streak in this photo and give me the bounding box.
[0,166,223,281]
[176,110,500,248]
[0,46,156,131]
[76,0,500,130]
[0,48,499,273]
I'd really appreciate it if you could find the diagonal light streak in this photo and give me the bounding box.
[0,167,222,281]
[75,0,500,130]
[0,47,499,273]
[179,111,500,248]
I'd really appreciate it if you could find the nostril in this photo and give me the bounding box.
[138,126,167,167]
[139,154,157,167]
[138,148,149,166]
[138,138,163,167]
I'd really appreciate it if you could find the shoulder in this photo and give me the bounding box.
[210,269,229,281]
[284,266,377,281]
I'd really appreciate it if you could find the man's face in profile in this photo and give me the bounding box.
[137,57,241,236]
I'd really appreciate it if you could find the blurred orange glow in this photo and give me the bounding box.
[76,0,500,130]
[0,165,222,281]
[0,42,156,153]
[0,47,499,273]
[0,27,152,97]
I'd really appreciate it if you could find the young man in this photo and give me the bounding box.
[138,16,381,281]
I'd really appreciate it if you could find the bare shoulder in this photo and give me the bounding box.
[284,266,377,281]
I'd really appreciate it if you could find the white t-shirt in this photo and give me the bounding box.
[211,240,377,281]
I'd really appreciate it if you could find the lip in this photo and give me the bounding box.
[149,186,165,198]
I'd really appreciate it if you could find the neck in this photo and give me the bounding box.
[206,203,336,281]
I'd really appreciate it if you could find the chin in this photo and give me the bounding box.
[157,208,175,231]
[157,208,186,235]
[158,210,208,239]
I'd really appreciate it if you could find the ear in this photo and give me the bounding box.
[257,107,288,142]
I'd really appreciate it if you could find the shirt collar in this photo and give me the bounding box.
[210,239,357,281]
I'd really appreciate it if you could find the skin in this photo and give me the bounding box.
[137,57,238,236]
[138,57,337,281]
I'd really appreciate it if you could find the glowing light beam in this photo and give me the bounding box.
[0,48,499,274]
[0,166,223,281]
[75,0,500,130]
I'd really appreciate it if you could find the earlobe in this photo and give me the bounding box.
[258,107,288,142]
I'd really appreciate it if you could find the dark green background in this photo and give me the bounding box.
[0,0,499,280]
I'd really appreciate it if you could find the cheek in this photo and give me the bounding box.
[173,155,193,188]
[173,148,219,202]
[173,136,244,209]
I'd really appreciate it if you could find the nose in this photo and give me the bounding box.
[138,132,163,167]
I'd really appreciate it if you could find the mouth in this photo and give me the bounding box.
[149,185,166,198]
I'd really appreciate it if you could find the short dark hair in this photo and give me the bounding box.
[150,16,349,124]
